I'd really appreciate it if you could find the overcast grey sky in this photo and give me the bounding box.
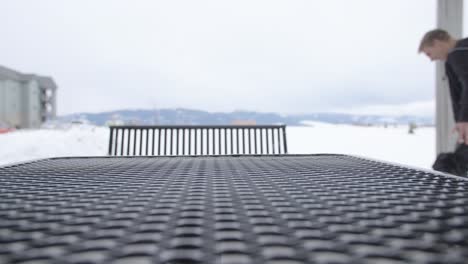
[0,0,457,116]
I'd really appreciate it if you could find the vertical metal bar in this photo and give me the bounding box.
[254,128,257,154]
[282,126,288,154]
[176,128,179,156]
[208,128,212,155]
[152,129,156,156]
[136,129,139,156]
[195,129,198,155]
[182,128,186,155]
[248,128,252,154]
[206,128,210,155]
[158,129,162,155]
[201,128,205,155]
[163,128,167,155]
[230,128,234,154]
[277,128,280,154]
[260,128,264,154]
[126,128,131,156]
[200,128,203,155]
[224,128,228,155]
[115,128,120,156]
[132,128,137,155]
[272,128,276,155]
[139,129,143,156]
[212,128,215,155]
[170,128,173,156]
[120,128,125,156]
[277,128,281,154]
[207,128,210,155]
[136,129,140,156]
[123,129,127,156]
[189,129,192,155]
[108,127,114,155]
[113,128,118,156]
[243,128,246,154]
[112,127,117,156]
[218,128,221,155]
[145,129,150,155]
[131,128,135,155]
[236,128,240,155]
[202,128,205,155]
[266,128,270,154]
[239,128,242,154]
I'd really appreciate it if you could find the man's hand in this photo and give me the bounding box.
[454,122,468,145]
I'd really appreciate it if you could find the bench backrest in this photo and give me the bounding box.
[108,125,288,156]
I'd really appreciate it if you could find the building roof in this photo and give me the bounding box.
[0,65,58,90]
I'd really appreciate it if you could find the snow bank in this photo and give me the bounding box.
[0,122,436,169]
[0,124,109,166]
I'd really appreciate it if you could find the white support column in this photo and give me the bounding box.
[436,0,463,154]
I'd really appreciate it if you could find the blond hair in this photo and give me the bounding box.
[418,29,452,52]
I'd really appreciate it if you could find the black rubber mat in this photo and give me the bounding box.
[0,155,467,264]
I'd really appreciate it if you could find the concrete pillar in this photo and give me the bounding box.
[436,0,463,154]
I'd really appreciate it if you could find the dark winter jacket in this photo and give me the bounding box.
[446,37,468,122]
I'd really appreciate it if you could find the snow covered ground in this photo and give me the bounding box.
[289,122,435,169]
[0,122,436,169]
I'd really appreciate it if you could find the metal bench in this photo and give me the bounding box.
[108,125,288,156]
[1,154,467,263]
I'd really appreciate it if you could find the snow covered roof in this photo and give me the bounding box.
[0,65,57,90]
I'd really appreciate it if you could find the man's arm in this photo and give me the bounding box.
[445,63,462,120]
[449,50,468,144]
[449,50,468,121]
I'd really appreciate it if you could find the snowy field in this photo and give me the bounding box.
[0,122,436,169]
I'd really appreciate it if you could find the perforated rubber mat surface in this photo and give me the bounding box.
[1,155,468,264]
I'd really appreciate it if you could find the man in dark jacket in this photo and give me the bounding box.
[419,29,468,144]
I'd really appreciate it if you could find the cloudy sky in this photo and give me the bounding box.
[0,0,460,116]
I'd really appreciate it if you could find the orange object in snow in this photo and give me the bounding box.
[0,128,14,134]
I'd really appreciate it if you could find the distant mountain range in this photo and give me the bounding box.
[57,108,434,126]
